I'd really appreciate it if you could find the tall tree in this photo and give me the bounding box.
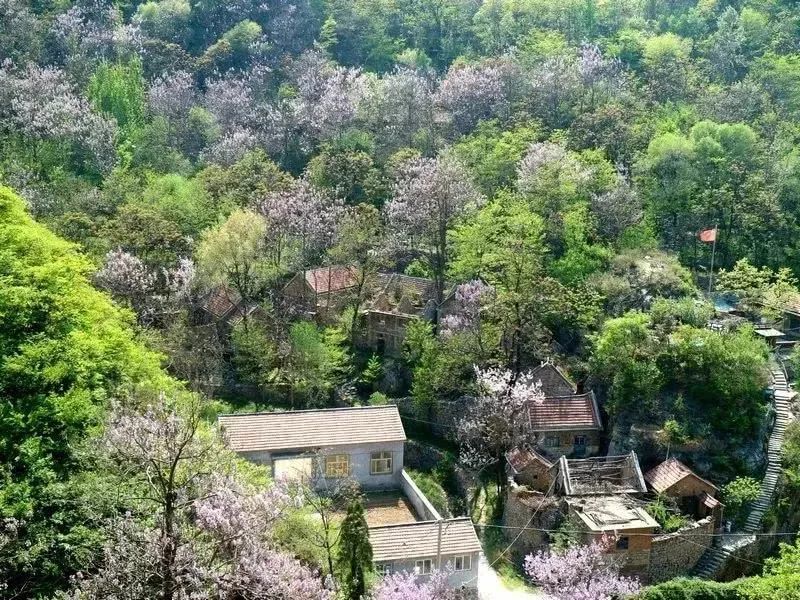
[336,495,373,600]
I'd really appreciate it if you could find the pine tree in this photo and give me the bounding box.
[336,496,373,600]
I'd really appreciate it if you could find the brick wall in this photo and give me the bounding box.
[648,516,714,583]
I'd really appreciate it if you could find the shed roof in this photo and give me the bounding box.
[367,273,439,317]
[528,391,602,432]
[303,266,359,294]
[643,458,718,495]
[755,328,785,338]
[369,518,481,562]
[218,405,406,453]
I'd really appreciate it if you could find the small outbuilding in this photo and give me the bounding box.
[644,458,723,527]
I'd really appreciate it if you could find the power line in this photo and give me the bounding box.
[473,522,800,539]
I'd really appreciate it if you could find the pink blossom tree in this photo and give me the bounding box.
[385,156,484,300]
[524,538,641,600]
[458,366,544,481]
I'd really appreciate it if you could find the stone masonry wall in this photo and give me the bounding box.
[502,480,562,565]
[391,397,468,442]
[648,516,715,583]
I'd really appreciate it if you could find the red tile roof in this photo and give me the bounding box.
[701,492,721,509]
[202,286,241,318]
[304,266,359,294]
[530,363,576,396]
[527,391,602,432]
[643,458,718,494]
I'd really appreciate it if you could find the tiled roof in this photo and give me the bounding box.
[506,447,553,473]
[368,273,438,317]
[528,392,602,432]
[304,266,359,294]
[643,458,718,494]
[701,492,721,509]
[530,363,576,396]
[202,286,241,319]
[369,518,481,562]
[218,406,406,453]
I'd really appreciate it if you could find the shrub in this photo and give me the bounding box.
[637,578,741,599]
[722,476,761,526]
[406,469,452,518]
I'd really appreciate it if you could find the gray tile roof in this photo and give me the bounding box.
[369,517,481,562]
[218,405,406,453]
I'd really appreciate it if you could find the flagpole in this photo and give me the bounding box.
[708,224,717,294]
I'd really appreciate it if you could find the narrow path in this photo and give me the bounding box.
[693,362,793,579]
[477,554,549,600]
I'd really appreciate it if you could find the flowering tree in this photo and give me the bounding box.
[63,399,330,600]
[524,538,641,600]
[529,53,580,128]
[257,178,344,269]
[148,70,196,123]
[590,179,643,241]
[360,67,435,153]
[385,156,484,300]
[95,248,158,319]
[578,43,625,111]
[458,366,544,481]
[516,142,591,212]
[372,569,464,600]
[0,63,117,174]
[435,59,517,134]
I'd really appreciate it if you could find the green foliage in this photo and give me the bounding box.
[736,536,800,599]
[0,186,178,596]
[722,476,762,526]
[637,578,741,600]
[336,496,372,600]
[88,59,146,134]
[646,496,689,533]
[406,469,451,518]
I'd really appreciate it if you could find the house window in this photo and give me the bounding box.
[324,454,349,478]
[370,451,393,475]
[415,559,432,575]
[375,563,393,576]
[545,436,560,448]
[454,555,472,571]
[574,435,587,446]
[616,536,629,550]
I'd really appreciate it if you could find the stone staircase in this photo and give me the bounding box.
[743,366,792,533]
[692,363,793,578]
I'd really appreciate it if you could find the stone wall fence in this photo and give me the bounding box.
[648,516,715,583]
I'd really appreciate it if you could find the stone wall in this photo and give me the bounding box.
[392,397,468,442]
[648,516,715,583]
[502,480,563,565]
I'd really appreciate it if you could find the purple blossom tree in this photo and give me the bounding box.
[203,74,256,133]
[95,248,158,319]
[385,156,484,300]
[65,400,330,600]
[290,49,366,143]
[434,59,517,134]
[0,62,117,173]
[200,128,260,166]
[516,141,591,199]
[257,178,344,269]
[360,67,434,152]
[372,569,463,600]
[589,179,643,240]
[148,70,196,122]
[578,43,625,111]
[458,366,544,480]
[524,538,641,600]
[529,53,580,128]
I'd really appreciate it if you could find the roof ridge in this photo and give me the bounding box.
[217,405,399,418]
[367,516,473,531]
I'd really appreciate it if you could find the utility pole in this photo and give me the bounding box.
[436,519,443,569]
[708,224,718,294]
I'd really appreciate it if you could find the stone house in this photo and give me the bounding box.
[644,458,723,527]
[566,494,659,576]
[196,285,260,330]
[282,265,360,322]
[217,405,482,591]
[505,446,554,493]
[359,274,439,355]
[528,392,603,458]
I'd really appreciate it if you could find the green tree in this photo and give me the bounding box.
[336,496,373,600]
[722,476,762,526]
[87,59,146,134]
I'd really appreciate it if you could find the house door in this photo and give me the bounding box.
[573,435,587,456]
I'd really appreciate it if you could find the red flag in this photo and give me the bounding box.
[698,228,717,243]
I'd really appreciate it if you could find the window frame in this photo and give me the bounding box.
[375,563,393,576]
[454,554,472,572]
[574,434,587,446]
[370,451,393,475]
[616,536,630,550]
[545,435,560,448]
[324,454,349,478]
[415,559,432,575]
